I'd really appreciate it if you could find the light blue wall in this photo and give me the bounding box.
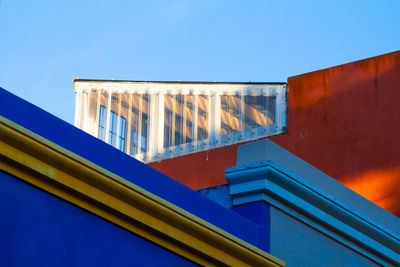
[270,206,378,267]
[226,139,400,266]
[236,139,399,234]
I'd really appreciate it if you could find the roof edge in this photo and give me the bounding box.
[226,161,400,266]
[73,78,287,85]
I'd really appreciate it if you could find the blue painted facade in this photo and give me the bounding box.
[198,186,271,252]
[0,87,275,266]
[0,170,198,267]
[0,87,270,251]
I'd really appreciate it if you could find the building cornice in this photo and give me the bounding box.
[226,161,400,266]
[73,79,286,95]
[0,116,284,267]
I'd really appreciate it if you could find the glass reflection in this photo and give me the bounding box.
[89,85,283,162]
[197,95,208,141]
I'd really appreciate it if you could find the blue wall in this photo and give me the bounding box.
[198,185,271,252]
[0,87,269,251]
[0,170,198,267]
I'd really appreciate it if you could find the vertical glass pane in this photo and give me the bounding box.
[266,93,276,125]
[164,94,173,148]
[244,96,256,130]
[163,94,186,148]
[244,94,276,130]
[197,95,208,141]
[141,113,148,153]
[109,111,118,146]
[108,93,119,146]
[220,95,241,136]
[220,95,229,136]
[220,95,241,135]
[175,95,184,146]
[119,117,126,152]
[98,106,106,141]
[130,94,140,155]
[98,92,108,141]
[185,94,194,143]
[118,94,129,153]
[141,94,149,153]
[230,95,241,132]
[254,95,265,127]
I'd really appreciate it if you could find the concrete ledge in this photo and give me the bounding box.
[237,139,400,235]
[226,160,400,265]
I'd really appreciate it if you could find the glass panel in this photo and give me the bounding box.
[98,92,108,141]
[244,95,257,130]
[220,95,241,136]
[107,93,119,146]
[141,112,148,153]
[174,95,184,146]
[197,95,208,141]
[119,94,129,152]
[130,94,140,155]
[185,94,194,143]
[98,105,106,141]
[266,94,276,125]
[243,94,277,130]
[127,93,150,155]
[119,116,126,152]
[253,95,266,127]
[140,94,150,153]
[163,94,186,147]
[109,110,118,146]
[89,84,285,162]
[164,94,173,148]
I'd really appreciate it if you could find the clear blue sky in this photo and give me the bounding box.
[1,0,399,124]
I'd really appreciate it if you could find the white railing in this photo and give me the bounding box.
[74,80,287,163]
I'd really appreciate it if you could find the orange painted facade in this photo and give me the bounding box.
[149,50,400,217]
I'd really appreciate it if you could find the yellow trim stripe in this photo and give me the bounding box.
[0,115,284,267]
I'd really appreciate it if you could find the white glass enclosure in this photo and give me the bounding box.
[74,80,287,163]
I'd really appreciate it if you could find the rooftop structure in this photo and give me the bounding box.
[73,51,400,218]
[1,86,398,266]
[144,50,400,218]
[74,80,287,162]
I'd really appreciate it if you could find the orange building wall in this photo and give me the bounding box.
[149,50,400,216]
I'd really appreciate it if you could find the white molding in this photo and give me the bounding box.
[104,90,112,143]
[74,90,81,127]
[94,90,101,138]
[74,80,284,95]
